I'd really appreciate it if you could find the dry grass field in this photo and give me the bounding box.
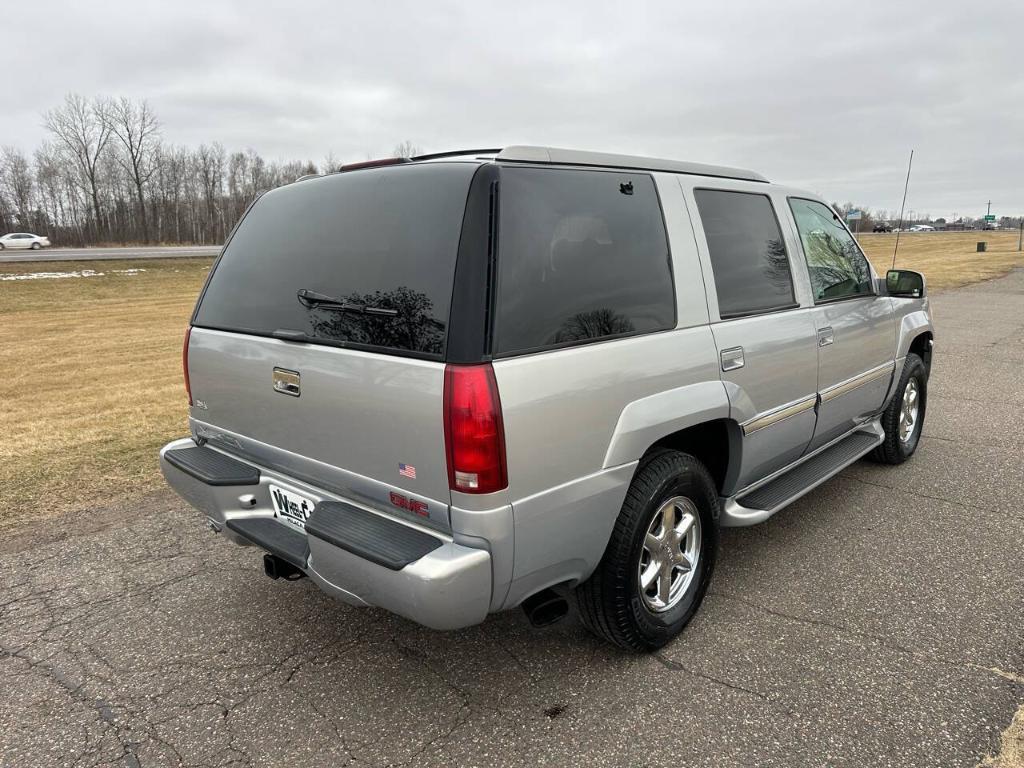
[1,230,1023,532]
[0,258,211,531]
[858,229,1024,291]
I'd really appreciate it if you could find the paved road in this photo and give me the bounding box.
[2,273,1022,768]
[0,245,219,263]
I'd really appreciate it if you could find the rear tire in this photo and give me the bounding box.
[31,242,41,250]
[871,352,927,464]
[576,450,719,652]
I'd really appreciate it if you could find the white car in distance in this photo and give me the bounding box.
[0,232,51,250]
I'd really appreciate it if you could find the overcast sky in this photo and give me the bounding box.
[3,0,1021,219]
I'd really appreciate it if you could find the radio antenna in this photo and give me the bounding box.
[891,149,914,269]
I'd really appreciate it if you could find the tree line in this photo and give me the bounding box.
[831,201,1020,232]
[0,94,395,247]
[4,95,1013,246]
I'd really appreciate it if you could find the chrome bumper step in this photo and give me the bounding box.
[226,517,309,569]
[159,436,493,630]
[164,445,260,486]
[306,501,443,571]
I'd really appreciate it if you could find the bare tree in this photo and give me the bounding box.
[43,93,112,239]
[1,146,35,229]
[23,99,431,247]
[393,140,421,159]
[197,143,226,243]
[108,97,161,242]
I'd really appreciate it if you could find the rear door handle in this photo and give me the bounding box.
[720,346,745,371]
[817,327,834,347]
[273,367,301,397]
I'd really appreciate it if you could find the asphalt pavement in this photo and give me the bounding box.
[0,245,220,263]
[1,271,1022,767]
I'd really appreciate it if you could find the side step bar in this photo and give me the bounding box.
[721,425,883,527]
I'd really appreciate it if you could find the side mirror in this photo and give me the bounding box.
[886,269,926,298]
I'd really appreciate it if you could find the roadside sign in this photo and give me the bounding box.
[846,210,862,221]
[984,214,996,221]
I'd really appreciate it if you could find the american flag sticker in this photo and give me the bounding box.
[398,463,417,479]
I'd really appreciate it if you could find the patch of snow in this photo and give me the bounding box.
[0,267,147,281]
[1,269,105,281]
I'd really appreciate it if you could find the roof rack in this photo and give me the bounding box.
[495,146,768,183]
[335,146,767,183]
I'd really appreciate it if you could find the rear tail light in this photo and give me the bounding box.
[443,364,507,494]
[182,326,193,405]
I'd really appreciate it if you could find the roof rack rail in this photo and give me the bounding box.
[410,148,502,162]
[495,146,768,183]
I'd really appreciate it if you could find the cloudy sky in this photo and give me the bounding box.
[3,0,1021,218]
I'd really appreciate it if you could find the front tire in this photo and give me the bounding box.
[576,450,719,652]
[872,352,927,464]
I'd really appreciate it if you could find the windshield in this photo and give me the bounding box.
[193,162,477,357]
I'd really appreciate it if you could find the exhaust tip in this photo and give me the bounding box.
[521,588,569,628]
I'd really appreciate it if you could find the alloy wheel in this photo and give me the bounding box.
[899,377,920,443]
[637,495,701,613]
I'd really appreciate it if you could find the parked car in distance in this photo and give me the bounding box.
[0,232,50,249]
[872,222,893,233]
[160,145,934,651]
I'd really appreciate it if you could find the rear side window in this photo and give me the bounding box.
[193,163,477,357]
[694,189,796,318]
[788,198,873,302]
[494,167,674,355]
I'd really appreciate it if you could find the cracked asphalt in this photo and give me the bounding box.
[2,271,1023,768]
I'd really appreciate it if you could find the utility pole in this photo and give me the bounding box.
[987,200,992,217]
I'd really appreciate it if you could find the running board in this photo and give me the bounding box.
[721,425,883,527]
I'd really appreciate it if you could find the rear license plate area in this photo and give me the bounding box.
[269,484,315,531]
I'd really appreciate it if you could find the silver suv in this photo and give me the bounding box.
[160,146,933,651]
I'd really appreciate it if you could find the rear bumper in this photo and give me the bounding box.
[159,438,492,630]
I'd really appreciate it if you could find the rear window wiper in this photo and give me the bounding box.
[296,288,398,317]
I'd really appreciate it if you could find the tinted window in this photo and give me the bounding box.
[194,163,477,357]
[494,168,674,354]
[789,198,873,302]
[694,189,795,318]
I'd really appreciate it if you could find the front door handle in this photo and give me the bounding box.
[817,326,834,347]
[720,346,745,372]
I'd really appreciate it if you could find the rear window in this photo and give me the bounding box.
[494,167,675,355]
[193,163,477,357]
